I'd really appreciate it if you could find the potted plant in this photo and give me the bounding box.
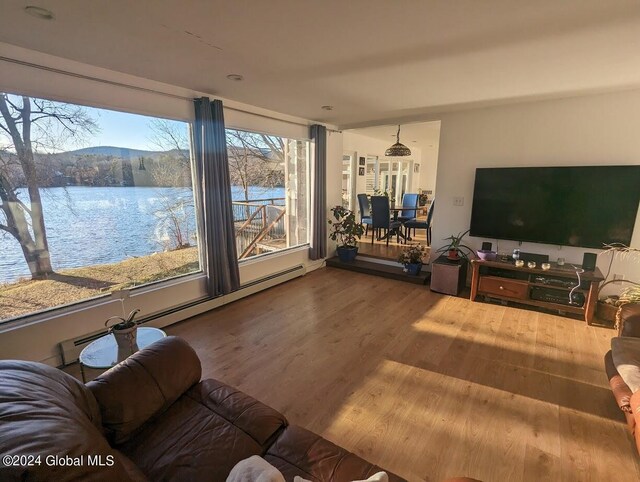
[436,229,475,261]
[328,205,365,262]
[597,243,640,326]
[398,244,428,275]
[105,308,141,352]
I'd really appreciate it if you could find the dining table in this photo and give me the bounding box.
[377,206,419,243]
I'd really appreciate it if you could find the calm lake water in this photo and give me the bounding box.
[0,186,284,284]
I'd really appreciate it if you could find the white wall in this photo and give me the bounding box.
[432,89,640,293]
[0,43,343,365]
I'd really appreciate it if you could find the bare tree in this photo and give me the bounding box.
[148,119,194,250]
[0,94,97,279]
[226,129,284,201]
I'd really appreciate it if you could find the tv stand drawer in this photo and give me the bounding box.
[478,276,529,300]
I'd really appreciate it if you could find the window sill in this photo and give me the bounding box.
[238,244,310,266]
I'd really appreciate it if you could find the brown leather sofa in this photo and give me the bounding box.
[604,303,640,454]
[0,336,405,481]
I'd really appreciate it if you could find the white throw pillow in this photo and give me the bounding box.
[226,455,285,482]
[611,336,640,393]
[294,471,388,482]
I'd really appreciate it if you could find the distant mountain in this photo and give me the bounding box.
[64,146,182,158]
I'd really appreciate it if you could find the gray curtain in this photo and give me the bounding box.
[193,97,240,296]
[309,124,327,260]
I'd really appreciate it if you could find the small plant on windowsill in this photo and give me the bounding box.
[398,244,428,275]
[328,205,365,262]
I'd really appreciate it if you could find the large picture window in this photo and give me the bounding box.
[0,93,201,323]
[226,128,309,260]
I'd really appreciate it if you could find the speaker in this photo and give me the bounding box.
[481,242,492,251]
[582,252,597,271]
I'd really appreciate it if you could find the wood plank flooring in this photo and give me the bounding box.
[164,267,639,481]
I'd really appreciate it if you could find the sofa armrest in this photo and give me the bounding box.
[186,379,287,448]
[87,336,201,445]
[619,303,640,337]
[605,350,633,412]
[630,391,640,454]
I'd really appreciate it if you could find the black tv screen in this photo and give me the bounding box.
[469,166,640,249]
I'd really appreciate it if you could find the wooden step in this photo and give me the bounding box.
[326,256,430,285]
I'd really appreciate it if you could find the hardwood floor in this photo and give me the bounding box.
[167,267,638,481]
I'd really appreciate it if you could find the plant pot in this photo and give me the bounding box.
[447,249,459,261]
[405,262,422,276]
[112,324,138,354]
[337,245,358,263]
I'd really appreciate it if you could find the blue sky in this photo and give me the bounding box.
[0,94,188,152]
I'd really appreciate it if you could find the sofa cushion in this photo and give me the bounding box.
[264,425,405,482]
[611,336,640,393]
[119,380,287,482]
[188,379,288,447]
[0,360,144,482]
[87,336,201,445]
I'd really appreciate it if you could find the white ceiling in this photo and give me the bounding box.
[1,0,640,127]
[350,122,441,153]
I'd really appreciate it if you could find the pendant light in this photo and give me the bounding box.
[385,125,411,157]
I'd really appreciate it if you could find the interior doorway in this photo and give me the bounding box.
[342,121,441,259]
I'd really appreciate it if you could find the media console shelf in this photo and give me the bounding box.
[470,259,604,325]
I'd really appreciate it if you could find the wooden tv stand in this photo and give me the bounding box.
[470,259,604,324]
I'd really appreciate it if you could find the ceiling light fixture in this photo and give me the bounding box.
[226,74,243,81]
[24,6,54,20]
[321,105,334,111]
[385,125,411,157]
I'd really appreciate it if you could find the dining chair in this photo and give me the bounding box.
[371,195,402,245]
[357,193,373,237]
[404,199,435,245]
[397,193,419,223]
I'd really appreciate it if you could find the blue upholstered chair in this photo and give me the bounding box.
[404,200,435,245]
[397,193,419,223]
[357,193,373,237]
[371,196,402,245]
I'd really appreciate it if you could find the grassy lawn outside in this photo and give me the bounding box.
[0,247,199,321]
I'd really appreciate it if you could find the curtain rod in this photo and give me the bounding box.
[0,56,340,133]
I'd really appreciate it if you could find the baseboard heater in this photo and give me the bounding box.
[59,264,306,366]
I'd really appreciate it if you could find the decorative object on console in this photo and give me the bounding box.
[527,261,537,269]
[436,229,474,261]
[557,257,565,266]
[476,250,497,261]
[515,260,525,268]
[541,263,551,271]
[328,206,365,263]
[385,125,411,157]
[398,244,428,276]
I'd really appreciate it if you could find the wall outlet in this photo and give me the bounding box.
[453,196,464,206]
[613,274,625,285]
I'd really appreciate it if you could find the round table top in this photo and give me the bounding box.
[79,327,166,369]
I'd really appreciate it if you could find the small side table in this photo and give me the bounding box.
[430,255,468,296]
[79,327,166,382]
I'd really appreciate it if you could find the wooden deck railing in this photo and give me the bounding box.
[232,198,286,259]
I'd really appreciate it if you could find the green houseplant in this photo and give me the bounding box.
[328,205,365,262]
[105,308,141,352]
[436,229,475,261]
[398,244,428,275]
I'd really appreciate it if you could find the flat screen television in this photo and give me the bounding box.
[469,166,640,249]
